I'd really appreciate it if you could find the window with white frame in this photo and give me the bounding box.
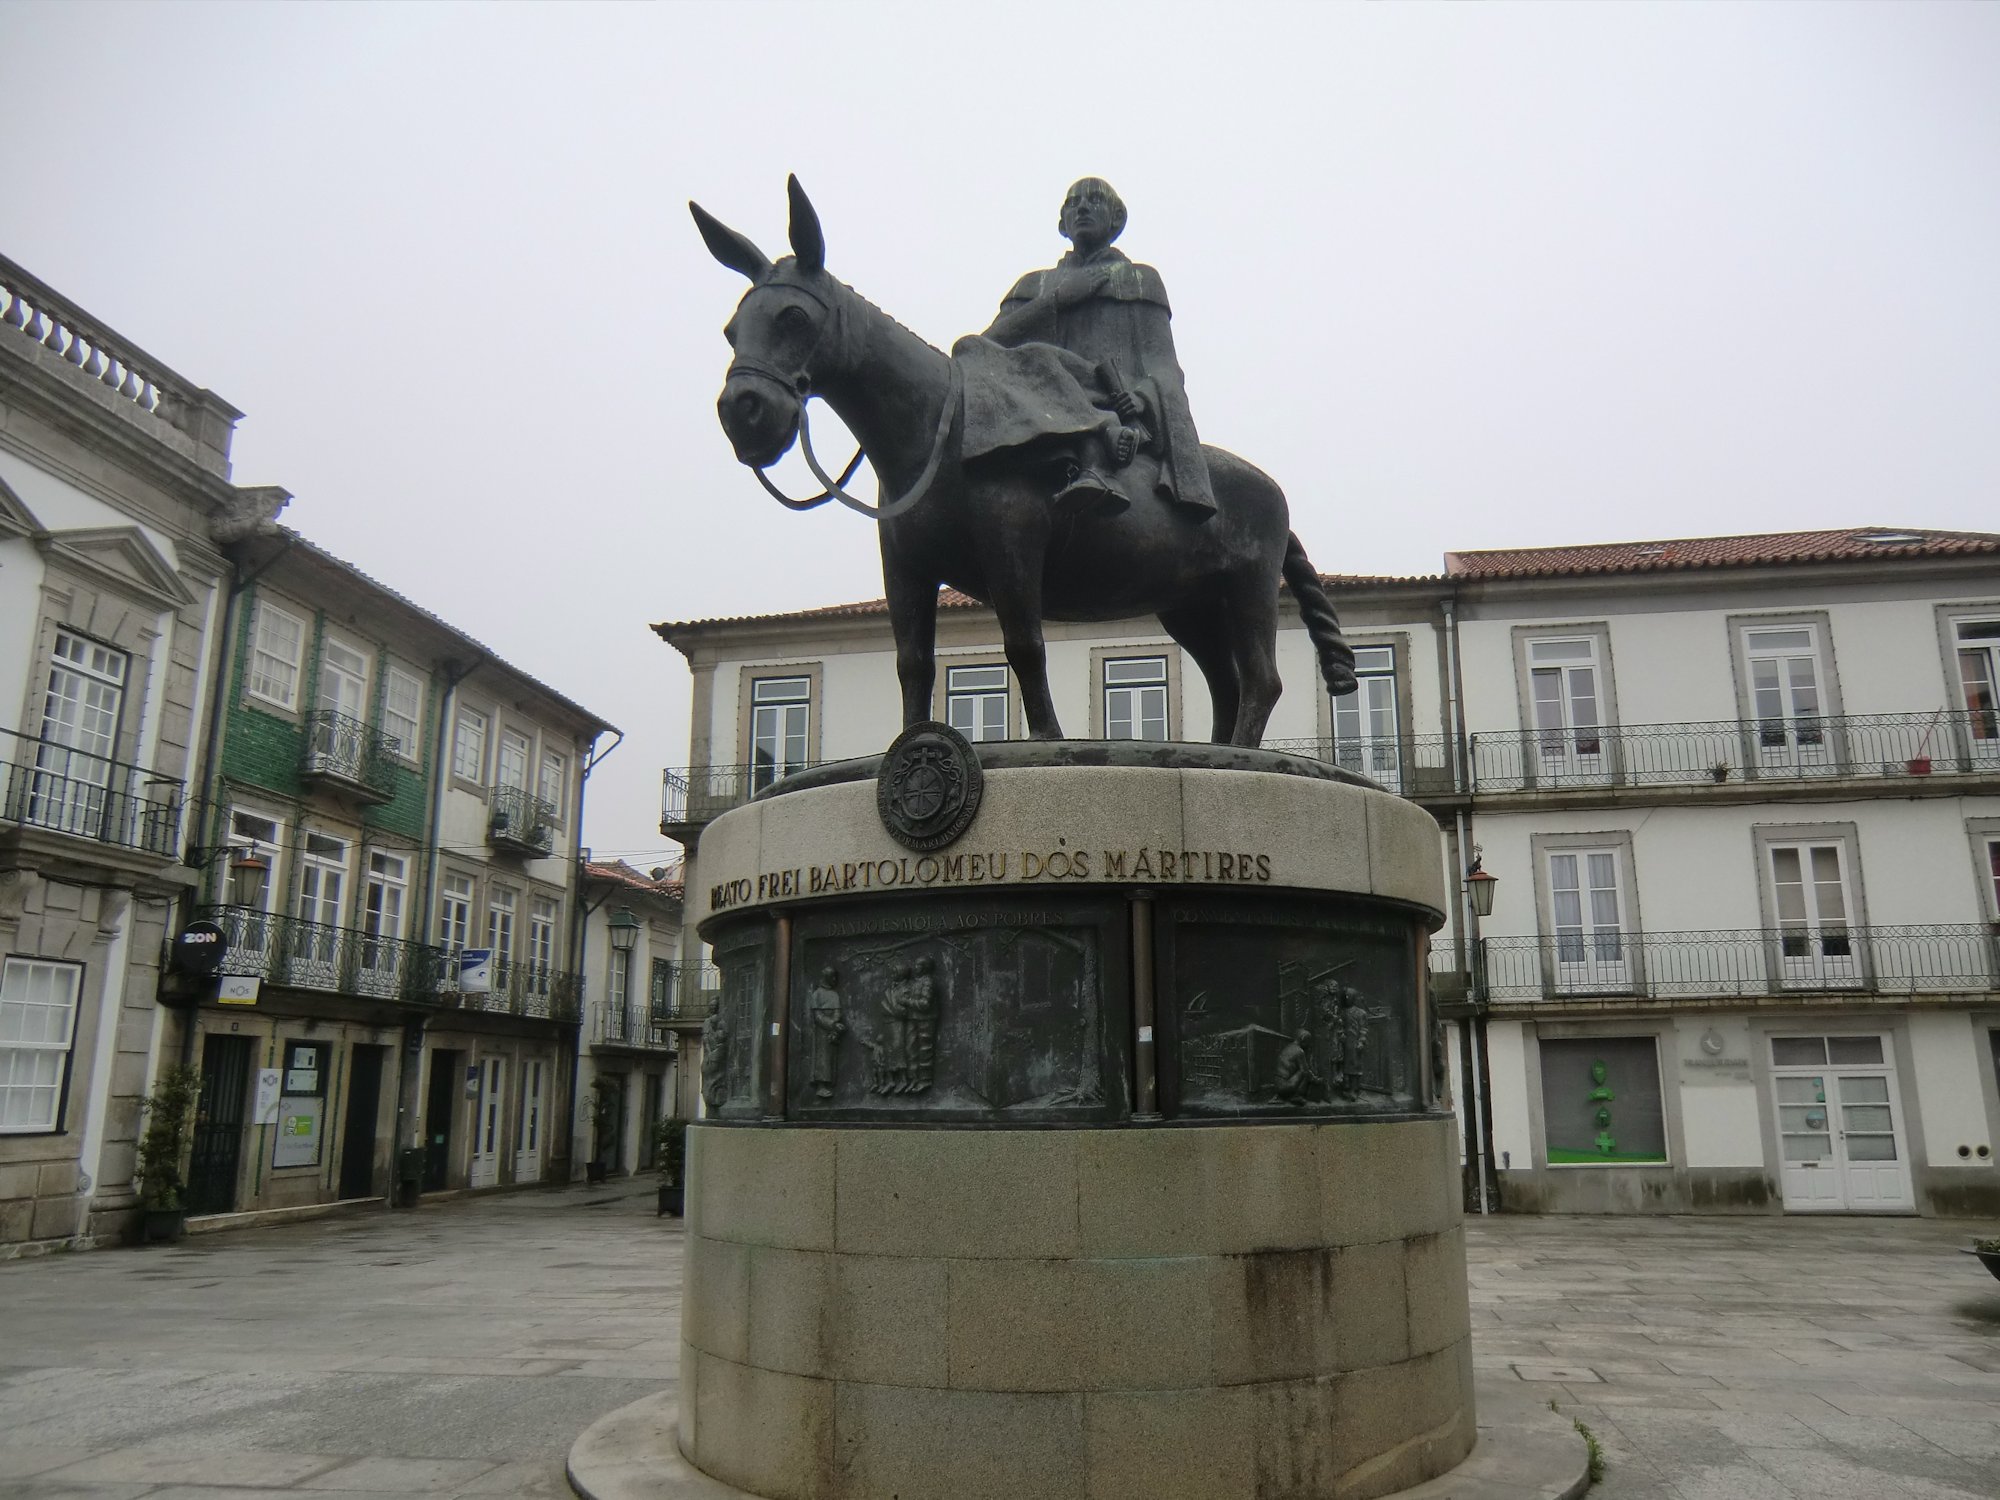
[224,809,282,912]
[946,664,1010,742]
[247,600,307,709]
[1103,656,1169,741]
[0,958,82,1133]
[1332,645,1400,790]
[438,873,474,953]
[1767,840,1859,987]
[751,676,812,791]
[486,888,517,961]
[1987,838,2000,917]
[1742,625,1827,763]
[1956,617,2000,756]
[452,706,487,783]
[296,832,349,928]
[32,630,127,837]
[608,945,632,1015]
[317,636,370,722]
[529,897,558,972]
[539,749,567,814]
[363,851,408,942]
[382,666,424,758]
[496,728,532,793]
[1547,847,1630,992]
[1528,637,1604,775]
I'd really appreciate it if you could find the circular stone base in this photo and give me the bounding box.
[565,1390,1591,1500]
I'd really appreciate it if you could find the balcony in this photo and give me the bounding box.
[1,727,183,861]
[488,784,556,857]
[1435,924,2000,1005]
[661,762,821,839]
[300,710,400,803]
[1261,736,1458,798]
[1467,710,1999,796]
[595,1002,677,1050]
[202,904,447,1004]
[442,954,583,1023]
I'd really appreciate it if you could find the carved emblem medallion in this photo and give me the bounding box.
[877,721,983,852]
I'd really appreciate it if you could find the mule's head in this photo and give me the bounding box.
[690,176,838,470]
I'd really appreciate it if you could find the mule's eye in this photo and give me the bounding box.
[778,305,811,332]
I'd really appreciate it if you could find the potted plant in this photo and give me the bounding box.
[1709,762,1730,783]
[655,1118,688,1217]
[586,1076,619,1184]
[134,1063,202,1243]
[1965,1235,2000,1281]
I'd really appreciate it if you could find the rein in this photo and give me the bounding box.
[731,278,958,523]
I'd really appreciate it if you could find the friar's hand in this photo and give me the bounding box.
[1111,390,1145,422]
[1049,266,1107,308]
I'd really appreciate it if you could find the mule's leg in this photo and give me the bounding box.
[1159,604,1239,743]
[1221,575,1285,747]
[979,478,1063,738]
[881,546,940,730]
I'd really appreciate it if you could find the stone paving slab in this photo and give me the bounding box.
[0,1186,1997,1498]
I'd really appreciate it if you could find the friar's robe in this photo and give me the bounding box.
[951,245,1216,515]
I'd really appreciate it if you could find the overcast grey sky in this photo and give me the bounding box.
[4,3,1996,861]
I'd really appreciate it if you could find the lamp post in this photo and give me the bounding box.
[607,907,641,954]
[1465,851,1498,919]
[1460,846,1499,1217]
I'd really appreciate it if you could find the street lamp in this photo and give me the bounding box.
[1465,850,1498,918]
[607,908,641,954]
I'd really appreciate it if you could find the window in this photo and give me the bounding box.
[224,810,281,912]
[1547,848,1629,992]
[539,749,568,814]
[496,728,532,793]
[946,664,1010,742]
[529,897,557,972]
[1742,625,1828,771]
[1985,837,2000,918]
[32,631,127,838]
[1956,617,2000,760]
[1527,636,1605,779]
[247,600,306,709]
[1767,841,1859,988]
[0,958,81,1133]
[363,851,407,942]
[1331,645,1400,791]
[452,707,487,783]
[751,676,812,792]
[439,873,474,953]
[296,832,349,928]
[1537,1037,1667,1165]
[383,666,424,758]
[651,957,676,1021]
[317,636,369,722]
[1103,656,1169,741]
[486,888,517,960]
[608,946,631,1014]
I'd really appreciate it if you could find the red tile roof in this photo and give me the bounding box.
[582,859,683,900]
[1445,527,2000,579]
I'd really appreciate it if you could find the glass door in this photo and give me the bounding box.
[1958,619,2000,768]
[1745,626,1832,776]
[1528,638,1607,785]
[357,851,407,997]
[1768,844,1860,989]
[30,632,125,839]
[1548,849,1631,993]
[750,677,812,791]
[288,832,349,988]
[1769,1034,1912,1211]
[1332,646,1400,792]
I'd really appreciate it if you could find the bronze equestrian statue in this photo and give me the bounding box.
[691,176,1356,748]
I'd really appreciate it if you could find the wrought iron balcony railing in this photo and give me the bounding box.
[440,952,583,1022]
[1431,924,2000,1003]
[596,1001,677,1049]
[300,710,401,802]
[1,727,183,857]
[1467,710,1999,794]
[201,904,448,1003]
[649,960,721,1021]
[1260,735,1458,797]
[661,761,822,832]
[488,784,557,856]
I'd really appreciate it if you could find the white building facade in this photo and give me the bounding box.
[657,526,2000,1218]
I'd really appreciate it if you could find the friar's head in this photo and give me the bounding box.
[1059,178,1126,251]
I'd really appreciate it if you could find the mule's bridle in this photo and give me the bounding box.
[727,279,956,522]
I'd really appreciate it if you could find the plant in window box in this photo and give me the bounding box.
[1966,1234,2000,1280]
[655,1117,688,1218]
[586,1075,620,1184]
[134,1064,202,1243]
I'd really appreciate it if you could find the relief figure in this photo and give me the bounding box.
[806,966,845,1100]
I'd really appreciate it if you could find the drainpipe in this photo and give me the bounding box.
[564,728,622,1177]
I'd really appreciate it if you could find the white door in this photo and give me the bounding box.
[1333,646,1401,792]
[357,851,407,997]
[514,1059,545,1181]
[289,832,349,988]
[1745,627,1832,776]
[31,631,125,838]
[1768,843,1860,989]
[1528,638,1608,784]
[1548,849,1630,993]
[1957,618,2000,768]
[470,1056,505,1188]
[1770,1034,1912,1212]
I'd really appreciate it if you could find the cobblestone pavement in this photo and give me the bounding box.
[1,1189,1996,1499]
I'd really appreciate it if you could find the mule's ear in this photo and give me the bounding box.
[689,201,772,281]
[787,174,825,272]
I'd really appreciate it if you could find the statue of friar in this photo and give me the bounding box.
[954,178,1216,522]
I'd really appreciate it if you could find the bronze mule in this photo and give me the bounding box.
[692,178,1356,747]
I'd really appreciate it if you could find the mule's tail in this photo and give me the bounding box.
[1283,532,1359,697]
